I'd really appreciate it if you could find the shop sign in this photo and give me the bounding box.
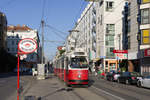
[116,53,128,59]
[144,49,150,57]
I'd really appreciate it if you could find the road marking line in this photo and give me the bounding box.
[92,86,125,100]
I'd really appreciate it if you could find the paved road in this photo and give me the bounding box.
[89,75,150,100]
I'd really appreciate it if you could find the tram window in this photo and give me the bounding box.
[71,57,88,68]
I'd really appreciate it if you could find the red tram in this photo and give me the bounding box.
[53,48,89,86]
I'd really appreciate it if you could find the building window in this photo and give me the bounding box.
[128,20,131,33]
[12,40,14,45]
[105,35,114,46]
[106,1,114,12]
[128,3,130,16]
[141,29,150,44]
[141,9,149,24]
[128,36,131,49]
[142,0,150,4]
[106,47,115,57]
[106,24,115,34]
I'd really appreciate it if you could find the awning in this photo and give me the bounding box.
[93,58,100,62]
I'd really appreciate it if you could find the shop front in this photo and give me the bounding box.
[141,48,150,76]
[104,59,118,72]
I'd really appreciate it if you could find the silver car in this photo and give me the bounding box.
[137,75,150,88]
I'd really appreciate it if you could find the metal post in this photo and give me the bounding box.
[37,20,45,80]
[41,20,44,64]
[17,52,20,100]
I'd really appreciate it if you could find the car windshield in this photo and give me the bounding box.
[71,57,88,68]
[130,72,140,77]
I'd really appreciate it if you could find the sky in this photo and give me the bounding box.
[0,0,88,60]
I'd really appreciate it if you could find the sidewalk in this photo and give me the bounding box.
[21,75,77,100]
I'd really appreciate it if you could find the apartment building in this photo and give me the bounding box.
[139,0,150,76]
[74,2,97,61]
[96,0,126,72]
[7,25,40,67]
[0,12,7,51]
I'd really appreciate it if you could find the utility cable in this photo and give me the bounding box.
[45,24,67,36]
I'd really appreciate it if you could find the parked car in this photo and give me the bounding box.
[106,70,120,81]
[117,72,139,85]
[137,75,150,88]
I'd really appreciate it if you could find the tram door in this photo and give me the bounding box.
[64,57,69,82]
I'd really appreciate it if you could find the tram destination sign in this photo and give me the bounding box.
[18,38,37,54]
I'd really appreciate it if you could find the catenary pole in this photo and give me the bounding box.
[41,20,44,64]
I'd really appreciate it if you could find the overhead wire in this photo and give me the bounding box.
[45,26,66,40]
[72,0,86,27]
[45,24,67,36]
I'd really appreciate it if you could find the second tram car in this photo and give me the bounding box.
[53,48,89,86]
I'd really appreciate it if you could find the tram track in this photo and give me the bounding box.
[71,88,85,100]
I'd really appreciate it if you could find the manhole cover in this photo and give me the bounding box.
[24,96,36,100]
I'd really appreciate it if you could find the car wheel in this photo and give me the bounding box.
[126,80,130,85]
[137,81,141,87]
[117,79,120,83]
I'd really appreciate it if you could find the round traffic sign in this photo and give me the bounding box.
[18,38,37,54]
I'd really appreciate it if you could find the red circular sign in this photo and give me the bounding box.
[18,38,37,54]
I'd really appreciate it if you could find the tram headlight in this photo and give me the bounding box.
[78,75,81,78]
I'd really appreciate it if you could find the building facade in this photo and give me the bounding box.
[0,12,7,51]
[139,0,150,76]
[74,2,97,62]
[96,0,126,72]
[126,0,140,72]
[7,25,40,68]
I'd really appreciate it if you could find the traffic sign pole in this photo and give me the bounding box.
[17,38,38,100]
[17,52,20,100]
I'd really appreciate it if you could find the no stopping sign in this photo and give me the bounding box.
[18,38,37,54]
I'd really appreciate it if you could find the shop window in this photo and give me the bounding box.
[12,40,14,45]
[142,0,150,3]
[141,9,150,24]
[106,1,114,12]
[142,29,150,44]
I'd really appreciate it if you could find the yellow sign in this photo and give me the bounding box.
[142,29,150,44]
[142,0,150,3]
[143,29,149,36]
